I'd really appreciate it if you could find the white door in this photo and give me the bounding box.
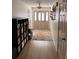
[57,2,67,59]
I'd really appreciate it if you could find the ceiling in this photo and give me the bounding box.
[21,0,56,5]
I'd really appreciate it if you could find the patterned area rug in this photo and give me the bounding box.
[32,30,53,41]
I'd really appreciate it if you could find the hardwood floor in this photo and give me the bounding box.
[16,40,58,59]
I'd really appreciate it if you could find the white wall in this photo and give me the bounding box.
[50,19,58,51]
[12,0,33,28]
[12,0,30,18]
[50,6,59,51]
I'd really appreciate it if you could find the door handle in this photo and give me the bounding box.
[62,38,66,40]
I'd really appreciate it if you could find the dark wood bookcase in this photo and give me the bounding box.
[12,18,29,57]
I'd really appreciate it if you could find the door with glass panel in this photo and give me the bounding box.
[33,11,50,30]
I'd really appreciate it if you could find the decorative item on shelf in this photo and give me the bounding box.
[18,38,20,45]
[50,11,53,20]
[50,2,59,20]
[18,45,20,53]
[22,42,24,48]
[24,32,26,37]
[24,39,26,44]
[21,35,23,40]
[17,30,20,36]
[17,24,20,29]
[50,9,56,20]
[52,6,56,12]
[28,29,32,40]
[56,2,58,7]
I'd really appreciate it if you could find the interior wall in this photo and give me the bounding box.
[50,6,59,51]
[12,0,33,29]
[12,0,30,18]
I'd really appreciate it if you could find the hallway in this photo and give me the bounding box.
[12,0,67,59]
[17,40,57,59]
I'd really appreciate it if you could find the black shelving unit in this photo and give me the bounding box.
[12,18,29,58]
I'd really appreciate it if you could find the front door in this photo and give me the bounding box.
[32,7,51,30]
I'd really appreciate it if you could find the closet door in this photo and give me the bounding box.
[58,2,67,59]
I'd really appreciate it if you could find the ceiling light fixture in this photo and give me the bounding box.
[37,1,42,9]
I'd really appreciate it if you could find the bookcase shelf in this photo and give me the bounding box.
[12,18,29,57]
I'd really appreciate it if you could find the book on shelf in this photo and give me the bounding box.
[18,45,21,53]
[18,38,20,45]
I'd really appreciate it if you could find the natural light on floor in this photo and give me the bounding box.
[32,40,49,47]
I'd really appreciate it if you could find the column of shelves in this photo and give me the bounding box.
[12,18,29,57]
[17,20,21,54]
[24,19,27,44]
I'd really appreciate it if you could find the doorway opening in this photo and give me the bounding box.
[32,7,52,41]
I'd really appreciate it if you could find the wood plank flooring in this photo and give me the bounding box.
[16,40,58,59]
